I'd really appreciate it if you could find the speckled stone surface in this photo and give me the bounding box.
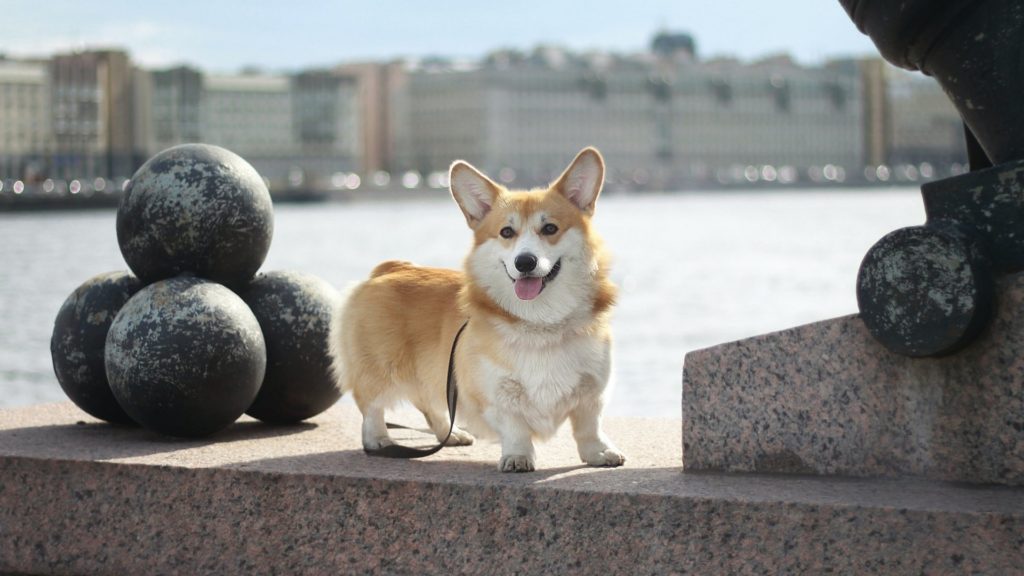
[683,271,1024,486]
[2,402,1023,574]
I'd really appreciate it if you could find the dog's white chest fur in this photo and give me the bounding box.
[475,325,611,439]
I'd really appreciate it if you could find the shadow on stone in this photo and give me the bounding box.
[238,445,687,499]
[0,418,317,461]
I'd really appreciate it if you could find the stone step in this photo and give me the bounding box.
[2,402,1022,574]
[683,272,1024,486]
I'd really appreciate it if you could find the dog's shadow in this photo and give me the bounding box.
[241,446,679,491]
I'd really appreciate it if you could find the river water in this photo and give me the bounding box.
[0,188,924,418]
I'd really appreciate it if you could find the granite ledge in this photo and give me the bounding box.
[2,402,1023,575]
[683,271,1024,486]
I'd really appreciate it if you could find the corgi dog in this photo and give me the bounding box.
[329,147,624,472]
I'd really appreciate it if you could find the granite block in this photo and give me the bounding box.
[682,272,1024,485]
[2,402,1024,575]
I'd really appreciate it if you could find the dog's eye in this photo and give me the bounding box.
[541,223,559,236]
[500,226,516,239]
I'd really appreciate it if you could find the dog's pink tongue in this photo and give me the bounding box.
[514,277,543,300]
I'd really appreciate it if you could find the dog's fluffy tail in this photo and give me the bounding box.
[326,281,359,394]
[369,260,416,278]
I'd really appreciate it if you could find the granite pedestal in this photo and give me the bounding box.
[683,271,1024,486]
[2,402,1023,574]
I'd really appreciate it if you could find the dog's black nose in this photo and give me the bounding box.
[515,253,538,273]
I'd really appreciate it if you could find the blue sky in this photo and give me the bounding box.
[4,1,877,71]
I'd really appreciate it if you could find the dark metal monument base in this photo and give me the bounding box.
[857,159,1024,356]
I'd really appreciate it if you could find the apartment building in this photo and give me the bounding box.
[131,66,361,190]
[0,59,51,181]
[391,47,864,188]
[199,72,296,184]
[291,69,361,185]
[135,65,203,154]
[50,49,136,179]
[860,58,964,173]
[885,67,964,167]
[335,62,404,174]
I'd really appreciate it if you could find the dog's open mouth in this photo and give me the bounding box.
[512,259,561,301]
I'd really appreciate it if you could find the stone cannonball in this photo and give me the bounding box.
[51,271,143,425]
[105,276,267,437]
[239,271,343,423]
[116,144,274,289]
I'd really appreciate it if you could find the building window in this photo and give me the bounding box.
[649,75,672,102]
[711,79,732,106]
[824,80,847,111]
[578,72,607,101]
[771,76,791,113]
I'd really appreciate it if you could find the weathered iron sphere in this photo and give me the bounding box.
[105,276,266,437]
[51,271,142,425]
[116,144,274,289]
[240,271,343,423]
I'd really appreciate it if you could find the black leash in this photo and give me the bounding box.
[363,320,468,459]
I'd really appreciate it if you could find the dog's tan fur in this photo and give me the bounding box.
[329,148,624,472]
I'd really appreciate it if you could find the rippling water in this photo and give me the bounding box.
[0,188,924,418]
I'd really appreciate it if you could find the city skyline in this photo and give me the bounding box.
[1,42,965,200]
[5,1,879,72]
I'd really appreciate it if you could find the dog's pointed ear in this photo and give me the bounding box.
[553,147,605,215]
[450,160,500,228]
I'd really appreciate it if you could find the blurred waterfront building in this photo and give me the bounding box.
[887,72,963,167]
[651,31,698,61]
[290,69,361,188]
[391,46,865,189]
[133,65,203,155]
[132,66,361,194]
[0,36,968,193]
[50,49,136,181]
[201,72,297,185]
[336,62,405,175]
[0,59,52,183]
[858,58,964,183]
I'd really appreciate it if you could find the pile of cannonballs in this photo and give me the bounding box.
[50,144,342,437]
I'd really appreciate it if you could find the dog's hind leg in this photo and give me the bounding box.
[413,396,474,446]
[360,402,393,450]
[351,383,394,450]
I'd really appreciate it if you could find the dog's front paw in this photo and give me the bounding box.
[445,427,475,446]
[499,454,536,473]
[583,447,626,467]
[362,436,395,451]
